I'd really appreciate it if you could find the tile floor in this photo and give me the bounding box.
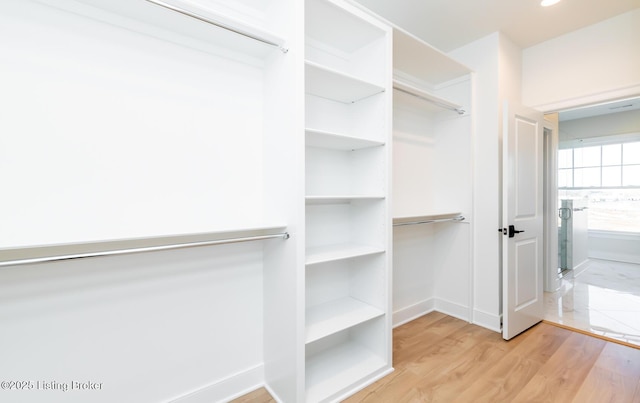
[544,258,640,347]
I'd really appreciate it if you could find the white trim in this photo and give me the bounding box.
[589,229,640,240]
[329,367,395,403]
[544,120,560,293]
[169,364,264,403]
[588,252,640,265]
[530,84,640,114]
[572,258,591,277]
[559,132,640,148]
[588,231,640,264]
[263,383,284,403]
[434,298,470,322]
[472,309,502,333]
[392,298,435,328]
[393,299,503,332]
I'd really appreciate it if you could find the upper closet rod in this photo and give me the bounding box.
[393,216,465,227]
[144,0,288,53]
[0,232,290,268]
[393,86,465,115]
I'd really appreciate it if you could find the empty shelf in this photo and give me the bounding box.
[306,243,384,265]
[306,195,385,204]
[306,297,384,344]
[306,61,385,104]
[306,128,384,150]
[306,341,387,403]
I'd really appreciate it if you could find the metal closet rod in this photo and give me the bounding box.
[144,0,288,53]
[0,232,290,268]
[393,216,466,227]
[393,86,465,115]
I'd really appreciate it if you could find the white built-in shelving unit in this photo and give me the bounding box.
[304,0,392,401]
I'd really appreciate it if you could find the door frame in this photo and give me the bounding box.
[543,114,560,292]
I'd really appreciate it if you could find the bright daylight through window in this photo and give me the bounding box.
[558,141,640,232]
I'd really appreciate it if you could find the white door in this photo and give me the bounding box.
[502,101,545,340]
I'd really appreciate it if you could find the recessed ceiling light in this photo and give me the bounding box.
[541,0,561,6]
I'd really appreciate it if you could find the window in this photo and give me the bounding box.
[559,141,640,233]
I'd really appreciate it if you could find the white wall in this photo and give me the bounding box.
[0,0,268,248]
[0,243,266,403]
[589,231,640,265]
[391,225,436,325]
[523,9,640,111]
[449,32,524,331]
[449,33,502,331]
[559,109,640,142]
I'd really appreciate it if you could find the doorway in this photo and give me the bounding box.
[542,96,640,347]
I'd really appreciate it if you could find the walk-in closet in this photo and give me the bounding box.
[0,0,475,402]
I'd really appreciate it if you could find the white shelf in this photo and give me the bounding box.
[306,128,384,150]
[306,341,386,403]
[393,28,470,86]
[306,0,385,56]
[306,297,384,344]
[306,195,385,204]
[306,61,385,104]
[40,0,286,60]
[306,243,384,265]
[393,79,464,114]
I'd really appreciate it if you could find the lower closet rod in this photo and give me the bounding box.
[0,232,290,268]
[393,216,465,227]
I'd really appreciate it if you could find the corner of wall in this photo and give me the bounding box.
[497,32,523,104]
[169,364,265,403]
[448,32,503,325]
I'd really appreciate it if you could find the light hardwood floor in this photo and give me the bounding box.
[233,312,640,402]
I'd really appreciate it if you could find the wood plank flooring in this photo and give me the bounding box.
[232,312,640,402]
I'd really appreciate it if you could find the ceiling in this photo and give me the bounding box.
[352,0,640,53]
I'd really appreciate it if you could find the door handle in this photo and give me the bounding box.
[508,225,524,238]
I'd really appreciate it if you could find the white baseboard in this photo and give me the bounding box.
[263,383,284,403]
[589,252,640,265]
[392,298,435,328]
[331,367,394,403]
[434,298,471,322]
[573,258,591,276]
[394,298,502,333]
[170,364,264,403]
[472,309,502,332]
